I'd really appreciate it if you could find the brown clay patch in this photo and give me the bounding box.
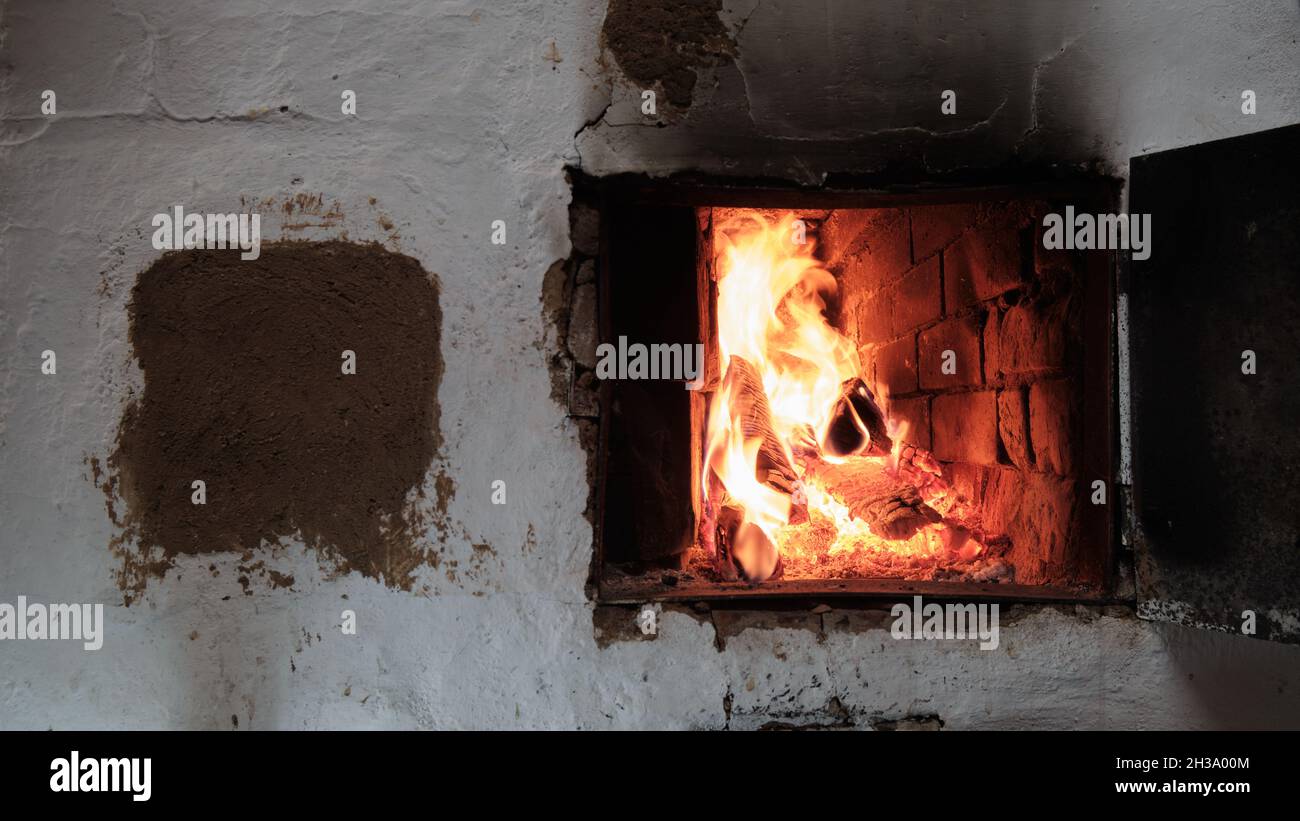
[107,240,443,597]
[601,0,737,109]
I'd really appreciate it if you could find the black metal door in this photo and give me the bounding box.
[1129,123,1300,643]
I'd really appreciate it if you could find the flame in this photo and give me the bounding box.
[712,212,861,450]
[703,210,949,580]
[706,379,792,536]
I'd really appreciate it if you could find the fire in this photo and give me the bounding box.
[711,212,861,451]
[703,210,953,581]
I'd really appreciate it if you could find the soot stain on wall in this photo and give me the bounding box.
[601,0,737,109]
[106,241,444,601]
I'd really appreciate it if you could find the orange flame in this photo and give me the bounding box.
[705,212,886,578]
[712,212,862,450]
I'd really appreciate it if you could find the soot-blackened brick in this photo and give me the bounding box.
[931,390,999,466]
[918,313,982,390]
[997,387,1032,470]
[1030,378,1078,475]
[872,335,919,398]
[944,226,1024,310]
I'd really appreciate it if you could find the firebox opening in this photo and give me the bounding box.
[594,181,1114,603]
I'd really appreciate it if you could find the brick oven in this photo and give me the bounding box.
[565,120,1300,649]
[583,176,1114,603]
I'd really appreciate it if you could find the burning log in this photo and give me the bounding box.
[891,442,946,497]
[697,445,788,583]
[699,355,804,582]
[714,502,783,583]
[804,458,941,541]
[720,355,800,496]
[822,377,893,458]
[887,443,1008,559]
